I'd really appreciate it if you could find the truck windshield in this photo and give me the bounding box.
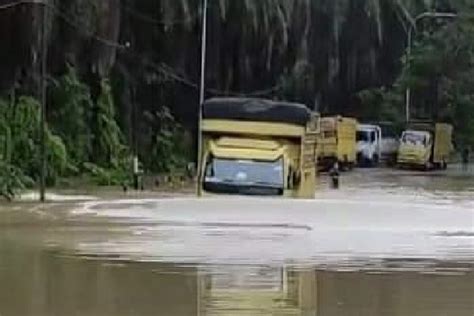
[401,132,427,145]
[204,157,284,195]
[357,131,370,142]
[357,131,377,142]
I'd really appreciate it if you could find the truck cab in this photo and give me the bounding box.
[198,98,320,199]
[397,123,453,170]
[398,130,432,169]
[203,138,287,196]
[356,124,382,166]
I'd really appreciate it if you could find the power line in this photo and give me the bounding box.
[0,0,282,97]
[0,0,43,10]
[130,56,281,97]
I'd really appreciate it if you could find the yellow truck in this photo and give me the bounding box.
[318,116,357,170]
[198,98,320,199]
[397,122,453,170]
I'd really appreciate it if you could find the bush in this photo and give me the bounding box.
[50,65,93,167]
[0,161,33,201]
[82,162,130,186]
[143,107,190,173]
[93,79,128,169]
[0,95,69,187]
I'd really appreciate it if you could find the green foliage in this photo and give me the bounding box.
[0,92,67,191]
[82,162,129,186]
[359,2,474,148]
[357,85,404,123]
[0,97,12,163]
[51,65,93,167]
[94,79,128,169]
[0,94,67,198]
[11,97,68,184]
[50,69,136,186]
[68,78,134,186]
[144,107,189,173]
[45,131,68,184]
[0,96,67,183]
[0,161,33,201]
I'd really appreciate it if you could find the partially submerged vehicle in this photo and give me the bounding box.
[198,98,320,199]
[397,122,453,170]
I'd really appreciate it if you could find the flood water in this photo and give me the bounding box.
[0,166,473,315]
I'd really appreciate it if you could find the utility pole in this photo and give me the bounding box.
[39,0,48,202]
[197,0,208,194]
[405,12,457,123]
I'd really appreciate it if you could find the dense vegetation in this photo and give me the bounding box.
[359,0,474,146]
[0,0,473,198]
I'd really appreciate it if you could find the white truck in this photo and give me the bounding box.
[357,123,400,166]
[356,124,382,166]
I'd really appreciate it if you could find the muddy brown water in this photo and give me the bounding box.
[0,166,473,315]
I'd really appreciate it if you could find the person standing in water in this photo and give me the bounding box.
[329,161,340,189]
[462,147,470,170]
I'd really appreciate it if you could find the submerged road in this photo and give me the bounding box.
[0,166,473,315]
[70,195,473,267]
[61,166,474,267]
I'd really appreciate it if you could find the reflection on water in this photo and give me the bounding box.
[0,249,200,315]
[0,241,472,316]
[1,168,473,316]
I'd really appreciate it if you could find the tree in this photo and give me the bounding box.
[143,106,189,173]
[51,65,94,168]
[93,78,127,168]
[0,94,67,198]
[358,1,474,147]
